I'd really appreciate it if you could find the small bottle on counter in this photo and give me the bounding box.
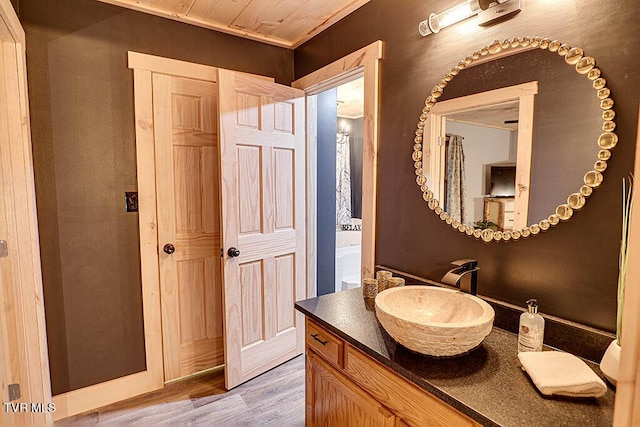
[518,299,545,353]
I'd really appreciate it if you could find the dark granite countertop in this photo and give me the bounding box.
[295,288,615,427]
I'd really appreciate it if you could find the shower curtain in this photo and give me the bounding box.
[446,134,469,225]
[336,132,352,225]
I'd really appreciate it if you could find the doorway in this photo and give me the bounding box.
[313,78,365,295]
[130,54,307,391]
[292,40,383,298]
[335,79,365,293]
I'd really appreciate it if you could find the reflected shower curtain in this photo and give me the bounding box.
[336,133,352,225]
[446,134,469,224]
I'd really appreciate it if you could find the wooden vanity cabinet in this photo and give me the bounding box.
[483,197,515,231]
[307,351,399,426]
[305,318,480,427]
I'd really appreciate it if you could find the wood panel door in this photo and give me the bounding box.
[0,51,29,427]
[153,74,224,382]
[218,69,306,389]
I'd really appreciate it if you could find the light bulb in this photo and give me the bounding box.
[419,0,482,36]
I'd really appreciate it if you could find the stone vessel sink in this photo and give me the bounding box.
[375,285,495,357]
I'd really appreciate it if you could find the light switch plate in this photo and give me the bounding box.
[125,192,139,213]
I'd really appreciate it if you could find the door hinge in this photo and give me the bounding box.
[0,240,7,258]
[437,136,445,147]
[8,384,20,401]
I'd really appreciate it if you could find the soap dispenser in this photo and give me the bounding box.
[518,299,545,352]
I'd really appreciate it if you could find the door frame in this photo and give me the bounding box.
[128,52,282,382]
[131,53,308,391]
[0,1,52,425]
[292,40,383,297]
[613,101,640,426]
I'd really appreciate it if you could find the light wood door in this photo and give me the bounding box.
[0,61,28,427]
[153,74,224,381]
[306,351,397,427]
[218,69,306,389]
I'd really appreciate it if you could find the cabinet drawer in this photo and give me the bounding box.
[306,319,344,368]
[344,345,480,426]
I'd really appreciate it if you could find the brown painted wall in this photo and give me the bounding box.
[21,0,293,395]
[295,0,640,332]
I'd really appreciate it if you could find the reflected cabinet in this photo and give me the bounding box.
[484,197,515,231]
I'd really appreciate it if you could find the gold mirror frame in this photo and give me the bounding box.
[413,37,617,242]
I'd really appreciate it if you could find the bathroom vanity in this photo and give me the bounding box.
[296,288,615,426]
[305,317,480,426]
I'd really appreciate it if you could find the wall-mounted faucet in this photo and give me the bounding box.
[441,259,479,295]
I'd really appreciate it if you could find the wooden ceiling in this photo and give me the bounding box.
[98,0,370,49]
[337,77,364,119]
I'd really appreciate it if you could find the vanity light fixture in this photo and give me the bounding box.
[418,0,521,36]
[477,0,521,26]
[418,0,481,36]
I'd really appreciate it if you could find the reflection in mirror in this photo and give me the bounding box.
[447,109,518,230]
[425,82,537,231]
[414,38,617,242]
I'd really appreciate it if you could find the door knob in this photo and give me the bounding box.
[163,243,175,255]
[227,247,241,258]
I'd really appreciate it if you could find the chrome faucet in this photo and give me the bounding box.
[441,259,479,295]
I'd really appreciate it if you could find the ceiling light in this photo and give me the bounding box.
[419,0,521,37]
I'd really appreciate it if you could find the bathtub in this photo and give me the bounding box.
[335,230,361,293]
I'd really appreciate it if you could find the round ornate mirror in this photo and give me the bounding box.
[414,37,616,242]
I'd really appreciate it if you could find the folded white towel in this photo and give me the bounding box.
[518,351,607,398]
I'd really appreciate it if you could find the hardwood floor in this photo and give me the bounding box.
[57,356,305,425]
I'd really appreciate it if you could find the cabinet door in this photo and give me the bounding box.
[307,350,396,427]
